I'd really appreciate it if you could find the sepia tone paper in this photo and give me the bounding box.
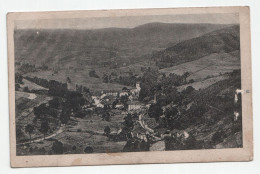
[7,6,253,167]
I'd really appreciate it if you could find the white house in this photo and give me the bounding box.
[91,96,104,108]
[127,101,143,111]
[115,103,124,110]
[119,91,128,97]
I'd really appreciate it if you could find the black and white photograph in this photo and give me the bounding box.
[7,7,253,167]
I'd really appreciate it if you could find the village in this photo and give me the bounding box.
[13,21,243,155]
[73,79,195,152]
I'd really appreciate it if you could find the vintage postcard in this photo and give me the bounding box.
[7,6,253,167]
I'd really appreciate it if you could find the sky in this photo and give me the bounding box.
[15,13,239,30]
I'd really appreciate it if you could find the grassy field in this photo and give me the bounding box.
[20,79,48,91]
[15,91,52,120]
[177,75,228,91]
[160,51,240,81]
[15,91,54,143]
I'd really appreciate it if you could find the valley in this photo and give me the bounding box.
[14,22,242,155]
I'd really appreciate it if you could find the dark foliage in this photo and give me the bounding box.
[25,124,34,142]
[39,121,50,139]
[52,140,64,154]
[104,126,111,136]
[123,139,150,152]
[89,70,99,78]
[148,103,163,121]
[152,25,240,68]
[84,146,94,153]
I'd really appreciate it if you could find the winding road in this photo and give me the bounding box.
[17,125,65,146]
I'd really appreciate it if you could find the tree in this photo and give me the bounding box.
[65,91,85,111]
[84,146,94,153]
[189,79,195,83]
[49,97,60,109]
[102,73,109,83]
[102,112,110,121]
[52,140,64,154]
[15,73,23,84]
[23,86,29,92]
[33,104,48,119]
[40,121,49,139]
[122,113,134,132]
[139,69,159,101]
[211,130,227,145]
[148,103,163,121]
[122,87,128,91]
[60,109,70,125]
[188,102,206,124]
[104,126,111,136]
[67,77,71,83]
[89,70,99,78]
[120,95,128,110]
[183,72,190,78]
[15,84,21,91]
[185,86,195,94]
[164,106,179,129]
[112,99,118,109]
[25,124,34,142]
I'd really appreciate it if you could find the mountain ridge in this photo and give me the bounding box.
[14,22,232,68]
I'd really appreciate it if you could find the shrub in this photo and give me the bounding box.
[77,129,82,132]
[51,140,64,154]
[211,130,227,145]
[84,146,94,153]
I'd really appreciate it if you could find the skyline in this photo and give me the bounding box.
[15,13,239,30]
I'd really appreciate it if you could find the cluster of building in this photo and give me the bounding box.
[88,82,145,111]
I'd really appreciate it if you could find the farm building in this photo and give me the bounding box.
[127,101,144,111]
[115,103,124,110]
[119,91,129,97]
[101,90,118,97]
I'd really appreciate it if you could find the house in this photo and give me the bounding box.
[91,96,104,108]
[176,130,190,139]
[101,90,118,98]
[130,82,141,97]
[115,103,124,110]
[127,101,143,111]
[122,87,129,92]
[119,91,128,97]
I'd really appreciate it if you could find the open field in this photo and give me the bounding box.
[177,75,228,91]
[15,91,52,120]
[160,51,240,81]
[25,68,132,92]
[20,79,48,91]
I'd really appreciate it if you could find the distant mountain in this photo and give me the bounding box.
[152,25,240,68]
[14,23,230,68]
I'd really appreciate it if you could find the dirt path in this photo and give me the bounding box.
[17,125,65,146]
